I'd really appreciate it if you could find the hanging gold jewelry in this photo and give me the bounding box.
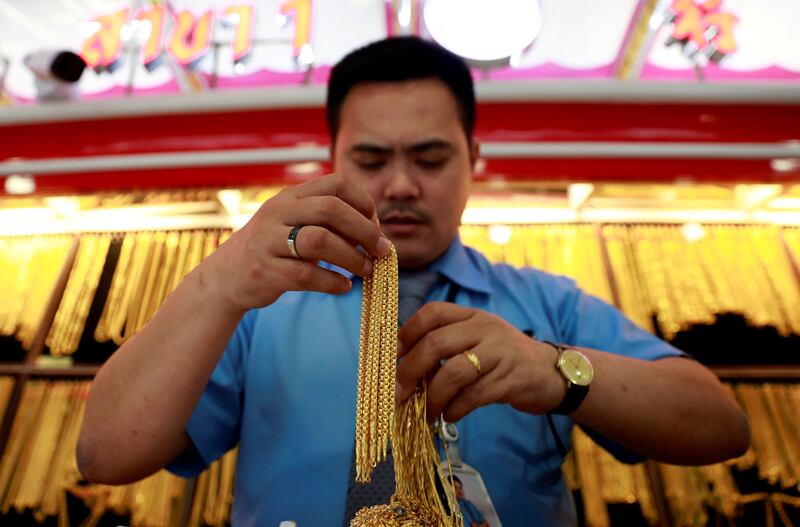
[352,243,461,527]
[354,244,398,482]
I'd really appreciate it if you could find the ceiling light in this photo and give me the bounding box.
[680,222,706,243]
[771,158,800,173]
[488,224,513,245]
[217,189,242,215]
[423,0,542,62]
[287,161,322,176]
[568,183,594,210]
[297,43,315,66]
[736,184,782,210]
[44,196,80,219]
[4,174,36,194]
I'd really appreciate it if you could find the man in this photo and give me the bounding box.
[453,477,489,527]
[77,37,749,526]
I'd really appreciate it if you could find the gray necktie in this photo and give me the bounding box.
[343,269,441,525]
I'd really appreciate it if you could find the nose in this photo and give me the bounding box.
[383,160,420,201]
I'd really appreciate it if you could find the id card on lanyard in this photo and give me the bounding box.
[438,282,501,527]
[438,420,502,527]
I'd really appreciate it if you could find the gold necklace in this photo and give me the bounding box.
[354,244,397,482]
[351,243,461,527]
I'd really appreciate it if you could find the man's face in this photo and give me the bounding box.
[332,79,476,269]
[454,479,465,499]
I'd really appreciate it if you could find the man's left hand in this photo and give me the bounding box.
[396,302,566,422]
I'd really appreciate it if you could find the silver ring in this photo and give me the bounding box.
[287,225,304,259]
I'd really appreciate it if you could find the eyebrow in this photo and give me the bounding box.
[349,139,455,156]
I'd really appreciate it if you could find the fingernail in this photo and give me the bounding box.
[396,381,408,401]
[362,259,373,277]
[376,236,390,257]
[396,340,404,357]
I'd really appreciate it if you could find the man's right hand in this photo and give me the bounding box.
[207,174,390,313]
[77,174,388,484]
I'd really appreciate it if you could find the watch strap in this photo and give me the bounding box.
[551,382,589,415]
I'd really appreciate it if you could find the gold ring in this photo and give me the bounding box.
[463,351,481,376]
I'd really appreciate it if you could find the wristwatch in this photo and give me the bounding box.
[545,342,594,415]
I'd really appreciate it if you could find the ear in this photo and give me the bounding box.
[469,139,480,170]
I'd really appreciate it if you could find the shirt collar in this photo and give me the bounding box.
[332,235,491,296]
[428,235,491,295]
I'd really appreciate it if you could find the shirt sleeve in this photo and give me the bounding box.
[554,279,690,463]
[166,309,256,477]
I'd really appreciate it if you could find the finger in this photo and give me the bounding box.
[396,319,481,397]
[286,195,388,258]
[397,302,475,357]
[292,175,379,228]
[280,258,353,295]
[441,368,505,423]
[291,226,373,277]
[424,349,486,420]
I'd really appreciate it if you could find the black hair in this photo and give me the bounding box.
[452,475,462,485]
[326,36,475,143]
[51,51,86,83]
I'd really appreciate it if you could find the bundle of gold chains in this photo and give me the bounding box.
[604,225,800,339]
[459,224,613,305]
[352,243,461,527]
[47,234,112,356]
[0,236,73,350]
[187,448,238,527]
[461,223,800,340]
[0,380,192,527]
[354,244,398,482]
[24,229,232,355]
[640,383,800,526]
[568,427,658,527]
[95,230,228,347]
[567,381,800,527]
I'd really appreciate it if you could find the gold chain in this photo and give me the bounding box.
[48,235,111,355]
[352,243,462,526]
[354,244,398,481]
[96,234,134,342]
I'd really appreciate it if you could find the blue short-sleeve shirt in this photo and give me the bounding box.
[168,236,684,526]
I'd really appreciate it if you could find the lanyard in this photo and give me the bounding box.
[438,419,464,467]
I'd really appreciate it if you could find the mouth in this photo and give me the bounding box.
[381,214,425,235]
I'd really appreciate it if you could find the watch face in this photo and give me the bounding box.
[558,349,594,387]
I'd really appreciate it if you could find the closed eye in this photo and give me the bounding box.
[356,160,386,170]
[416,158,447,169]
